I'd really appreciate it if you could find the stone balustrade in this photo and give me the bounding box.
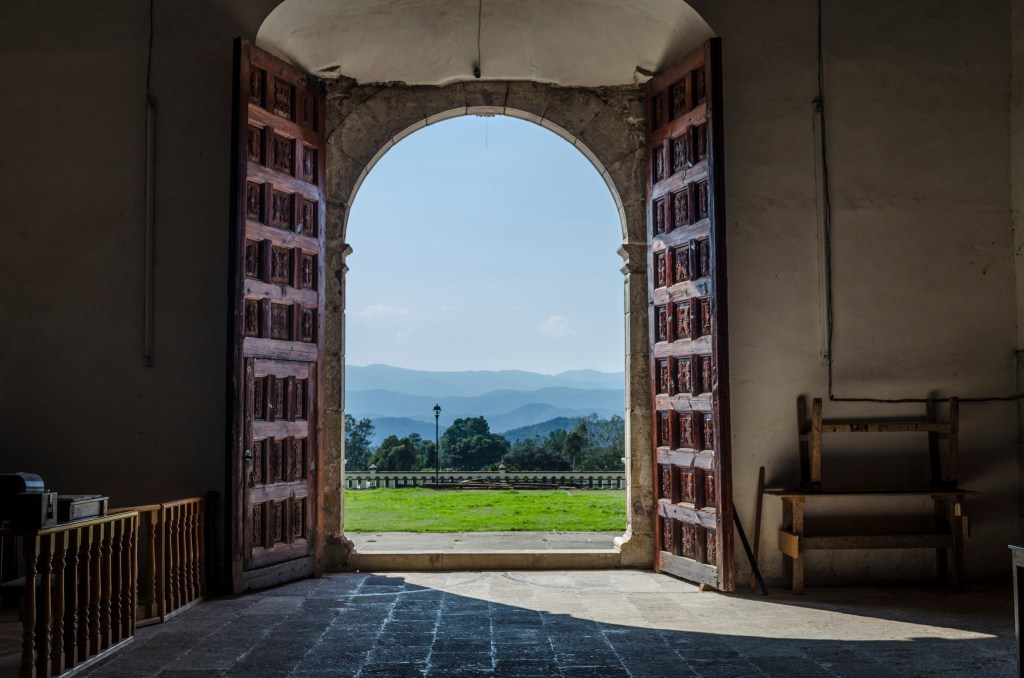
[345,468,625,490]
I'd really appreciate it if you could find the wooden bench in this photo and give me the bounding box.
[771,397,972,593]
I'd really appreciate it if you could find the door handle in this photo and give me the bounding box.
[244,449,254,489]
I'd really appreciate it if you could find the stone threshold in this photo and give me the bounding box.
[342,531,626,571]
[346,549,623,571]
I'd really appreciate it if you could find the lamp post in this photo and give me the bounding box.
[433,404,441,487]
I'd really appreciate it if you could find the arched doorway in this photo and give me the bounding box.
[321,88,652,568]
[339,112,629,545]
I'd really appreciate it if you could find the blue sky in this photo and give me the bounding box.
[344,116,624,374]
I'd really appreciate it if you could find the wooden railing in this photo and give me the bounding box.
[117,497,204,626]
[345,470,626,490]
[1,511,139,678]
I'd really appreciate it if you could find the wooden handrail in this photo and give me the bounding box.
[1,511,139,678]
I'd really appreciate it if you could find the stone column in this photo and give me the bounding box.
[322,198,354,570]
[614,242,655,567]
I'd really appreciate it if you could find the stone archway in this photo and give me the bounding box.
[318,80,653,568]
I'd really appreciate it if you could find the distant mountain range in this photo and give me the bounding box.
[345,364,624,445]
[346,364,622,397]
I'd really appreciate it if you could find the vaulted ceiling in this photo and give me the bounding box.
[257,0,712,86]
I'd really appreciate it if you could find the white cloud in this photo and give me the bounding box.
[538,315,573,338]
[392,328,417,342]
[357,304,409,318]
[439,305,455,312]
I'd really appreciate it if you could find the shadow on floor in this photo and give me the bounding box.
[78,571,1015,677]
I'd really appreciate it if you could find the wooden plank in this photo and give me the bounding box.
[650,161,709,201]
[252,359,310,378]
[801,534,954,550]
[819,421,949,433]
[243,337,318,362]
[249,542,312,572]
[245,279,318,308]
[659,551,719,588]
[252,420,309,439]
[810,399,822,485]
[764,488,977,497]
[248,104,322,146]
[651,281,713,306]
[654,394,713,412]
[252,482,308,503]
[657,499,718,529]
[778,529,800,559]
[247,163,320,202]
[241,555,314,591]
[651,220,712,251]
[948,398,960,486]
[652,336,713,358]
[246,221,319,252]
[750,465,765,591]
[656,449,715,470]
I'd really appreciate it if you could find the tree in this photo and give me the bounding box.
[502,437,572,472]
[407,433,436,470]
[439,416,510,471]
[344,414,375,471]
[561,429,586,471]
[369,435,420,471]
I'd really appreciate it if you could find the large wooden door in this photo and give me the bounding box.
[647,39,734,591]
[229,40,326,592]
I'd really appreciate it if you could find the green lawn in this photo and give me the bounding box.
[344,488,626,532]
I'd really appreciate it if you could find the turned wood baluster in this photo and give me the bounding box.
[121,518,134,639]
[189,504,199,602]
[191,504,201,600]
[64,529,79,670]
[178,507,187,606]
[51,531,67,676]
[197,500,206,598]
[36,534,53,678]
[145,511,158,620]
[20,534,38,678]
[155,510,166,621]
[80,525,95,662]
[181,506,192,605]
[166,507,178,613]
[109,525,122,644]
[98,523,112,652]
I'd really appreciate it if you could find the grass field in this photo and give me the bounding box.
[344,488,626,532]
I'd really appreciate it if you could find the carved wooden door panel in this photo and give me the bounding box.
[230,39,325,592]
[648,39,734,591]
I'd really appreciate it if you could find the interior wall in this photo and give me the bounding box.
[0,1,278,510]
[693,0,1016,582]
[0,0,1017,585]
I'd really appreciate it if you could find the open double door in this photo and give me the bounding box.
[227,39,732,591]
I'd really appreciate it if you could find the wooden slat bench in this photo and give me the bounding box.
[770,397,973,593]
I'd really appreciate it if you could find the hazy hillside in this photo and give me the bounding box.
[346,364,622,397]
[364,413,604,446]
[366,417,438,445]
[345,365,624,445]
[346,386,621,421]
[501,417,582,443]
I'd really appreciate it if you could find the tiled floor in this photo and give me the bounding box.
[80,571,1015,677]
